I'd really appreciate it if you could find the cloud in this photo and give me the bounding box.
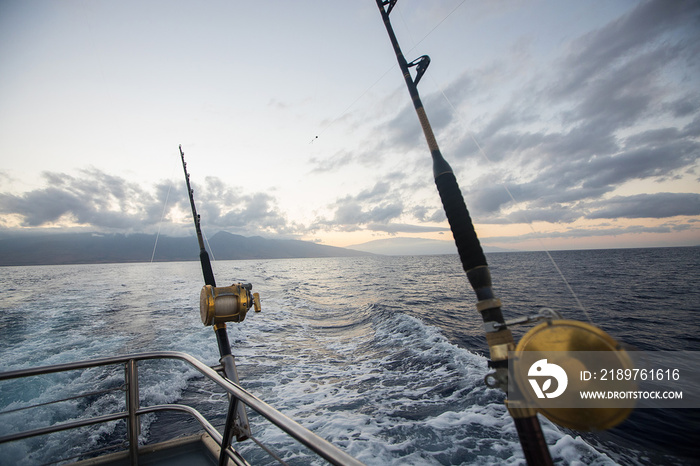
[0,169,167,230]
[311,180,407,232]
[2,1,698,247]
[366,223,450,234]
[193,177,293,235]
[486,224,678,244]
[304,0,700,243]
[585,193,700,219]
[0,169,436,238]
[308,149,356,173]
[552,0,700,98]
[330,199,404,230]
[412,205,445,223]
[310,0,699,237]
[446,0,700,228]
[0,169,296,236]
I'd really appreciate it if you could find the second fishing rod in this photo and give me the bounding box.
[179,145,261,463]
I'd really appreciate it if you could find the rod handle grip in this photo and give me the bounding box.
[512,415,554,466]
[434,171,487,274]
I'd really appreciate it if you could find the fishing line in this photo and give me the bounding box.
[151,165,176,263]
[398,0,467,53]
[310,65,397,143]
[428,75,593,322]
[397,2,592,323]
[309,2,466,144]
[249,435,289,466]
[203,229,216,263]
[433,73,592,323]
[309,3,592,322]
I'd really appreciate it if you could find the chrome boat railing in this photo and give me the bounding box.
[0,351,363,466]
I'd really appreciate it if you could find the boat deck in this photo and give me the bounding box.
[72,434,222,466]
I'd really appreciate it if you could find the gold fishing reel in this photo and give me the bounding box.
[200,283,261,326]
[511,319,635,431]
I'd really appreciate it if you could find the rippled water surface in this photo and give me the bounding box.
[1,247,698,464]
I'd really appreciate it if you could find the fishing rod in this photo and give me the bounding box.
[179,145,261,464]
[375,3,637,464]
[181,146,217,289]
[374,3,553,463]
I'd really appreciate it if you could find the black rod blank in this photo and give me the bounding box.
[374,3,553,465]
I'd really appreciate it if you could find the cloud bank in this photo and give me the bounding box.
[1,0,698,247]
[309,0,700,242]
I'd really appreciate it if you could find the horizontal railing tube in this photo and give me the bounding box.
[0,404,248,465]
[137,404,224,445]
[0,411,128,444]
[0,351,364,466]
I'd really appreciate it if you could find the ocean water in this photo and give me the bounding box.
[0,248,698,465]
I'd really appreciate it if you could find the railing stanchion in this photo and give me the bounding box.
[126,359,140,466]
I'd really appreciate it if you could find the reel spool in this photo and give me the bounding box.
[513,319,635,431]
[200,283,261,326]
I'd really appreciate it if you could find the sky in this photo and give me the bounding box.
[0,0,699,251]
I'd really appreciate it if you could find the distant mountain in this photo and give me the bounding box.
[207,231,367,261]
[0,231,368,266]
[347,237,513,255]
